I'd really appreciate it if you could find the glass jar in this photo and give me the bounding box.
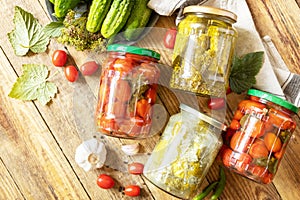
[220,89,298,184]
[143,104,226,199]
[170,6,237,97]
[95,44,161,139]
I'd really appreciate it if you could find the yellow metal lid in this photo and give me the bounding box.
[183,5,237,22]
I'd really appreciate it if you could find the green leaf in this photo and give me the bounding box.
[8,64,57,105]
[8,6,50,56]
[229,51,264,94]
[43,21,64,38]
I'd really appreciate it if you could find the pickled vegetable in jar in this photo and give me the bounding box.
[95,44,160,139]
[143,104,226,199]
[220,89,298,184]
[170,6,237,96]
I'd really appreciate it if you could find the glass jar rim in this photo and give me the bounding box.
[180,104,227,131]
[107,44,161,60]
[247,89,299,113]
[183,5,237,22]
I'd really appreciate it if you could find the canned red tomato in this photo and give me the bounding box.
[220,89,298,183]
[95,44,160,139]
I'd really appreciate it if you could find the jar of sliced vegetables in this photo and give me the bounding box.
[220,89,298,184]
[143,104,226,199]
[95,44,160,139]
[170,6,237,96]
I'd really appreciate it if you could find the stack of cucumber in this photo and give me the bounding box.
[52,0,152,41]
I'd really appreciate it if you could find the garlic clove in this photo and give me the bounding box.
[121,143,140,156]
[75,138,107,171]
[80,161,93,172]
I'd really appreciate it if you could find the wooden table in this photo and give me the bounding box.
[1,0,300,199]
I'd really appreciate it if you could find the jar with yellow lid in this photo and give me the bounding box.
[143,104,226,199]
[170,6,238,97]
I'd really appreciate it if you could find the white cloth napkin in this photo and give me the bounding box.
[148,0,300,107]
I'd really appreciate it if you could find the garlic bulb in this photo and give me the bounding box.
[75,138,107,172]
[121,143,140,156]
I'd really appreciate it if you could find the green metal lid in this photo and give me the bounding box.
[247,89,299,113]
[107,44,161,60]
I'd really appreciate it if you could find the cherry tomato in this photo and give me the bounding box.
[105,101,126,119]
[232,152,252,173]
[208,98,225,110]
[128,162,144,175]
[248,165,267,178]
[249,140,269,159]
[136,99,151,119]
[80,61,99,76]
[233,110,244,121]
[52,50,67,67]
[64,65,79,82]
[115,80,131,102]
[230,131,251,153]
[229,119,241,130]
[97,174,115,189]
[124,185,141,197]
[221,148,234,167]
[226,86,232,95]
[130,116,144,126]
[145,87,157,104]
[163,28,177,49]
[138,63,160,83]
[261,172,273,184]
[249,95,261,102]
[114,58,134,74]
[98,117,118,133]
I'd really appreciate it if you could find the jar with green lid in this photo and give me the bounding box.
[143,104,226,199]
[95,44,161,139]
[170,6,237,97]
[220,89,298,184]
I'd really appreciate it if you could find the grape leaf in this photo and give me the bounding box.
[8,6,50,56]
[8,64,57,105]
[43,21,64,38]
[229,51,264,94]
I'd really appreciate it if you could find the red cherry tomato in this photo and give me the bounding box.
[80,61,99,76]
[226,87,232,95]
[64,65,79,82]
[97,174,115,189]
[128,162,144,175]
[145,87,157,104]
[229,119,241,130]
[130,116,144,126]
[163,28,177,49]
[208,98,225,110]
[114,58,134,74]
[124,185,141,197]
[52,50,67,67]
[136,99,151,119]
[115,80,131,102]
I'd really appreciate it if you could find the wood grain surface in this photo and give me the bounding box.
[0,0,299,200]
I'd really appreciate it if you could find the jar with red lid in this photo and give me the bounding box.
[220,89,298,184]
[95,44,161,139]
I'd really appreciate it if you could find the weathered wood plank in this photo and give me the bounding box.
[1,0,299,200]
[0,158,24,200]
[246,0,300,74]
[0,47,89,199]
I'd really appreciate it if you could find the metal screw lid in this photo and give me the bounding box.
[180,103,227,131]
[183,5,237,22]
